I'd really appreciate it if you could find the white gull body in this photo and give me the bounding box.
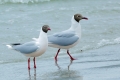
[48,15,81,49]
[6,25,50,69]
[47,14,88,61]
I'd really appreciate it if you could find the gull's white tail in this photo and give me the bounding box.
[6,45,12,49]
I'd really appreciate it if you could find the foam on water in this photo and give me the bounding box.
[81,37,120,51]
[97,38,120,48]
[0,0,52,4]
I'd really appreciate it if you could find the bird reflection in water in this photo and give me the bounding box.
[28,69,31,80]
[28,68,36,80]
[68,60,73,70]
[55,60,73,70]
[55,60,61,70]
[53,60,83,80]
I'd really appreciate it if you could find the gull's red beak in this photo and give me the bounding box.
[48,28,51,30]
[82,17,88,20]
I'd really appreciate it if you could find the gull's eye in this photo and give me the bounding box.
[77,15,80,17]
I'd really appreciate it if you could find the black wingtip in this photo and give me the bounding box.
[11,43,21,46]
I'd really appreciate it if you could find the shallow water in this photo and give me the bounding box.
[0,44,120,80]
[0,0,120,80]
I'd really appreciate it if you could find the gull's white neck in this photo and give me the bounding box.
[38,28,48,45]
[69,16,81,37]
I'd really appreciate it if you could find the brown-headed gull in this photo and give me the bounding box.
[48,13,88,61]
[6,25,51,70]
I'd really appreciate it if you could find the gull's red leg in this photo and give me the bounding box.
[67,50,76,60]
[33,57,36,68]
[55,49,60,61]
[28,58,30,70]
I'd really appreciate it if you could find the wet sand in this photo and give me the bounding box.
[0,44,120,80]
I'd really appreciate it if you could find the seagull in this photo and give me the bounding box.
[48,13,88,61]
[6,25,51,70]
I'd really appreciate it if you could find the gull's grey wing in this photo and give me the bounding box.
[12,41,39,54]
[48,30,79,46]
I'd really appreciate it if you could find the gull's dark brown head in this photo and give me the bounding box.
[42,25,51,33]
[74,14,88,22]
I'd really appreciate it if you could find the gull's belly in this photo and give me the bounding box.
[24,46,48,57]
[48,39,80,49]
